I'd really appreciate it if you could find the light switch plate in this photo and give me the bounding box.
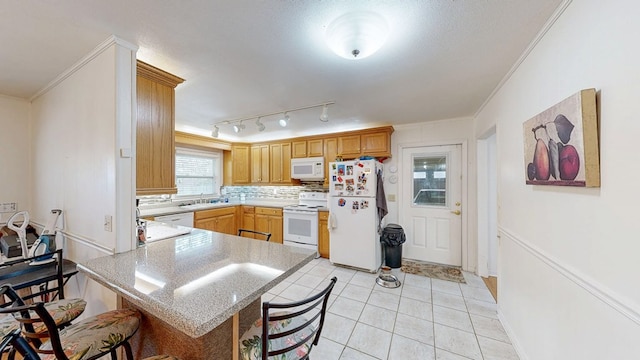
[104,215,113,232]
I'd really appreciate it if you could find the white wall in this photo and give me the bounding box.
[29,36,137,315]
[0,95,30,224]
[385,117,477,271]
[474,0,640,358]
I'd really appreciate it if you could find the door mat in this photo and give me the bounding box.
[401,259,466,283]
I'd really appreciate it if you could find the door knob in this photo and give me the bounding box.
[451,210,461,215]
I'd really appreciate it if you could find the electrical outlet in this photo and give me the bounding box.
[104,215,113,232]
[0,202,17,213]
[387,194,396,202]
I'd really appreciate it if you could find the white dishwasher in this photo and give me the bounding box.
[154,212,194,227]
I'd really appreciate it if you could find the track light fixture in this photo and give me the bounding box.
[279,112,290,127]
[256,117,265,132]
[320,104,329,122]
[233,121,245,133]
[212,101,334,137]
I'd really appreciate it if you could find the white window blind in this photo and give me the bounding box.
[175,148,222,197]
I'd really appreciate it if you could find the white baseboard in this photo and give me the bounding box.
[497,306,529,360]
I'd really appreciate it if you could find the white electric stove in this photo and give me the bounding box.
[282,192,328,253]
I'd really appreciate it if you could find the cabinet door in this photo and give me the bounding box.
[251,145,270,183]
[318,211,330,258]
[136,76,177,195]
[254,214,270,242]
[361,132,390,156]
[232,145,251,184]
[270,144,283,183]
[324,138,338,186]
[308,139,324,157]
[337,135,361,157]
[281,143,291,183]
[216,213,236,235]
[292,141,307,158]
[194,218,217,232]
[269,215,283,244]
[241,206,255,238]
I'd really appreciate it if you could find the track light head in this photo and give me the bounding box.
[320,104,329,122]
[279,112,290,127]
[233,121,245,133]
[256,117,266,132]
[211,125,219,138]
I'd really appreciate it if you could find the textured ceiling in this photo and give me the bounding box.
[1,0,563,142]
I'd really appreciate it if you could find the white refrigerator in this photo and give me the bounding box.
[328,159,383,272]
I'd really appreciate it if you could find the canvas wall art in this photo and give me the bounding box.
[523,88,600,187]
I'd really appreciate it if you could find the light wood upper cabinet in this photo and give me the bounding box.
[361,132,390,157]
[308,139,324,157]
[136,61,184,196]
[255,207,283,244]
[251,145,269,183]
[324,138,338,186]
[318,211,330,259]
[270,143,291,183]
[292,141,307,158]
[337,135,361,157]
[231,145,251,184]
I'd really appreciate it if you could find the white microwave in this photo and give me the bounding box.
[291,157,325,180]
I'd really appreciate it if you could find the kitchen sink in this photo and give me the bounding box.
[180,203,226,211]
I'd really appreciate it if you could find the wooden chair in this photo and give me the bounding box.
[239,276,337,360]
[237,229,272,242]
[0,284,140,360]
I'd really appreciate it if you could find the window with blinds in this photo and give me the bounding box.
[175,148,222,197]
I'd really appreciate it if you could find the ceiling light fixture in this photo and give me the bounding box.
[233,121,245,133]
[212,102,334,137]
[325,12,389,60]
[319,104,329,122]
[279,112,290,127]
[256,117,265,132]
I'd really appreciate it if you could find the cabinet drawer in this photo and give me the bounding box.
[255,207,283,216]
[242,206,255,214]
[194,206,237,220]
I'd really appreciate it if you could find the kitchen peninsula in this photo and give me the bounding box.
[78,228,316,359]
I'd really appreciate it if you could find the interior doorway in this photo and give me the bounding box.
[477,129,498,298]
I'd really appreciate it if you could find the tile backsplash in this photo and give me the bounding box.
[138,183,326,207]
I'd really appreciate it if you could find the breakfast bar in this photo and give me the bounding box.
[78,228,315,359]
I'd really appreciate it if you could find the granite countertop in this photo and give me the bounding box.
[78,229,315,338]
[139,199,299,218]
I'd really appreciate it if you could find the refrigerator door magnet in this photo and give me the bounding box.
[338,198,346,207]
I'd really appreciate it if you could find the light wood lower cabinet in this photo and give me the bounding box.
[318,211,330,259]
[239,206,255,238]
[255,207,283,244]
[193,207,237,235]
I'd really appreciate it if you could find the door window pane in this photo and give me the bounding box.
[412,155,447,206]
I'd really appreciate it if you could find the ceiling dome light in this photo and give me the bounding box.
[279,112,290,127]
[256,117,266,132]
[319,104,329,122]
[325,12,389,60]
[211,125,219,138]
[233,121,245,133]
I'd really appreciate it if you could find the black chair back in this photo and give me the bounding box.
[0,248,65,305]
[261,276,337,360]
[238,229,272,242]
[0,329,40,360]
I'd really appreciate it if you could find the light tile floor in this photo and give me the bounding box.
[262,258,519,360]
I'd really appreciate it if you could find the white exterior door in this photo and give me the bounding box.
[400,145,462,266]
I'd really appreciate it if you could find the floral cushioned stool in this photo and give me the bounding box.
[0,298,86,338]
[239,277,337,360]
